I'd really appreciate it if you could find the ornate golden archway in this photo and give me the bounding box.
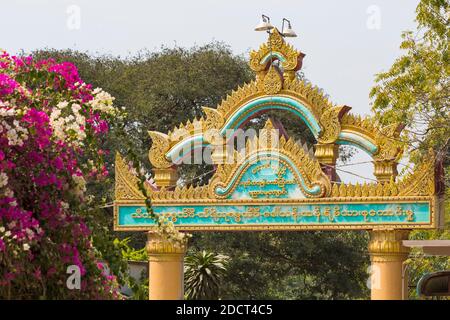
[114,28,443,300]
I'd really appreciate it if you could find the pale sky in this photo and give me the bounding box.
[0,0,420,182]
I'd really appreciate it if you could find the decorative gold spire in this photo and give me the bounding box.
[249,28,304,74]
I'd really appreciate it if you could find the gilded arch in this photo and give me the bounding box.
[147,28,405,182]
[115,28,442,302]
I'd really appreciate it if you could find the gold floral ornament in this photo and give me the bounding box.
[317,105,351,144]
[249,28,305,78]
[373,123,405,161]
[148,131,173,169]
[396,149,435,196]
[215,81,262,120]
[340,113,378,144]
[282,78,337,132]
[340,114,405,162]
[114,152,146,200]
[168,117,204,144]
[202,106,224,132]
[262,67,283,94]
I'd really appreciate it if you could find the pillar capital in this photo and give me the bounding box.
[373,159,398,183]
[152,167,178,187]
[314,143,339,165]
[369,229,410,262]
[146,232,188,259]
[315,143,339,181]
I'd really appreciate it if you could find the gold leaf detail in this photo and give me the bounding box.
[263,67,283,95]
[318,105,350,144]
[148,131,172,169]
[115,152,145,200]
[202,107,224,131]
[249,28,304,73]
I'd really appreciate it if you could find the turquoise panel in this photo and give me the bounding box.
[118,202,431,228]
[215,155,320,199]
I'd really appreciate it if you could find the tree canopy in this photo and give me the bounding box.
[370,0,449,163]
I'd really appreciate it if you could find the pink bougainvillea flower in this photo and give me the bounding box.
[0,73,18,96]
[0,50,121,299]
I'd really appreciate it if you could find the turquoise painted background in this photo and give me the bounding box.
[117,202,431,228]
[215,158,321,200]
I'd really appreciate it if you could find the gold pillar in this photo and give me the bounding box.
[146,232,188,300]
[368,229,410,300]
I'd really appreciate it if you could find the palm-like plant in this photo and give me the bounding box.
[184,250,229,300]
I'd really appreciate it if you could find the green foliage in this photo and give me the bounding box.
[114,237,147,261]
[190,231,369,300]
[113,238,148,299]
[129,276,148,300]
[185,250,229,300]
[370,0,449,161]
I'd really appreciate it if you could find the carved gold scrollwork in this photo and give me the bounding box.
[317,105,351,144]
[282,79,335,122]
[202,107,224,132]
[397,150,435,196]
[329,151,435,198]
[262,67,283,95]
[249,28,304,74]
[374,123,405,161]
[208,119,331,199]
[215,81,261,119]
[148,131,173,169]
[115,152,145,200]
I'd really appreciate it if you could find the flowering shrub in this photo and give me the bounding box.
[0,50,121,299]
